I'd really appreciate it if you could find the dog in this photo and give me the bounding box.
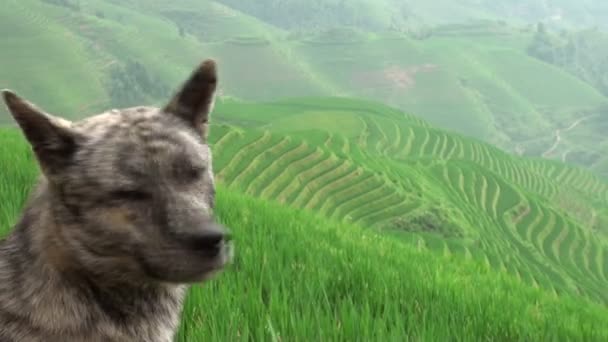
[0,59,233,341]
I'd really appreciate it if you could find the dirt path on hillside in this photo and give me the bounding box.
[541,115,594,158]
[561,150,568,162]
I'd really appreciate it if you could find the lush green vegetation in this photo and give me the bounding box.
[3,0,608,176]
[214,0,608,31]
[208,97,608,305]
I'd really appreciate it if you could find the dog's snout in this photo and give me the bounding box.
[176,223,231,256]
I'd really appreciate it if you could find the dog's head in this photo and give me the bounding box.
[2,59,233,284]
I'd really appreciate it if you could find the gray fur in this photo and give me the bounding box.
[0,59,232,341]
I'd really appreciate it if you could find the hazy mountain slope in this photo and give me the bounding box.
[524,27,608,177]
[0,0,108,115]
[214,0,608,31]
[290,28,606,145]
[1,0,607,177]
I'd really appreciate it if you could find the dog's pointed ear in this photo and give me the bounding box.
[162,59,218,141]
[2,89,81,176]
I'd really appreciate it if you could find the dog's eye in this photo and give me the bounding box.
[109,189,152,201]
[175,164,204,182]
[186,165,204,181]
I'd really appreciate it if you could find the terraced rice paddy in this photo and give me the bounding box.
[207,97,608,305]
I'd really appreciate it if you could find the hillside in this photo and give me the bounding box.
[2,0,608,177]
[525,26,608,177]
[209,97,608,305]
[214,0,608,31]
[2,95,608,339]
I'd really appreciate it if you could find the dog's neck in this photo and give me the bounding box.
[0,180,187,341]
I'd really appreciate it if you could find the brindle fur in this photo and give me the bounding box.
[0,59,233,341]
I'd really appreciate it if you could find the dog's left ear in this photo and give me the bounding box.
[2,90,82,177]
[162,59,218,141]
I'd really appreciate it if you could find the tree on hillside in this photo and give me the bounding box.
[178,25,186,38]
[527,22,557,63]
[41,0,80,11]
[106,60,170,108]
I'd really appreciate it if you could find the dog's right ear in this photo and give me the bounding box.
[162,59,218,142]
[2,90,82,177]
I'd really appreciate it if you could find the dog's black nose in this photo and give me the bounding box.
[192,231,225,249]
[177,224,231,256]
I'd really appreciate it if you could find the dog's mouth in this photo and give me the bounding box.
[194,240,234,282]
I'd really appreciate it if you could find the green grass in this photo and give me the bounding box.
[177,187,608,341]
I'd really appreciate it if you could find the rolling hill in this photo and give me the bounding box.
[2,0,608,177]
[214,0,608,32]
[208,97,608,305]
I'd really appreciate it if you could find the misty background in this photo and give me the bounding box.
[2,0,608,178]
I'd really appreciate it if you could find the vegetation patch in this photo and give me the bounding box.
[226,35,271,46]
[40,0,81,11]
[384,207,465,238]
[105,59,170,108]
[303,27,371,45]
